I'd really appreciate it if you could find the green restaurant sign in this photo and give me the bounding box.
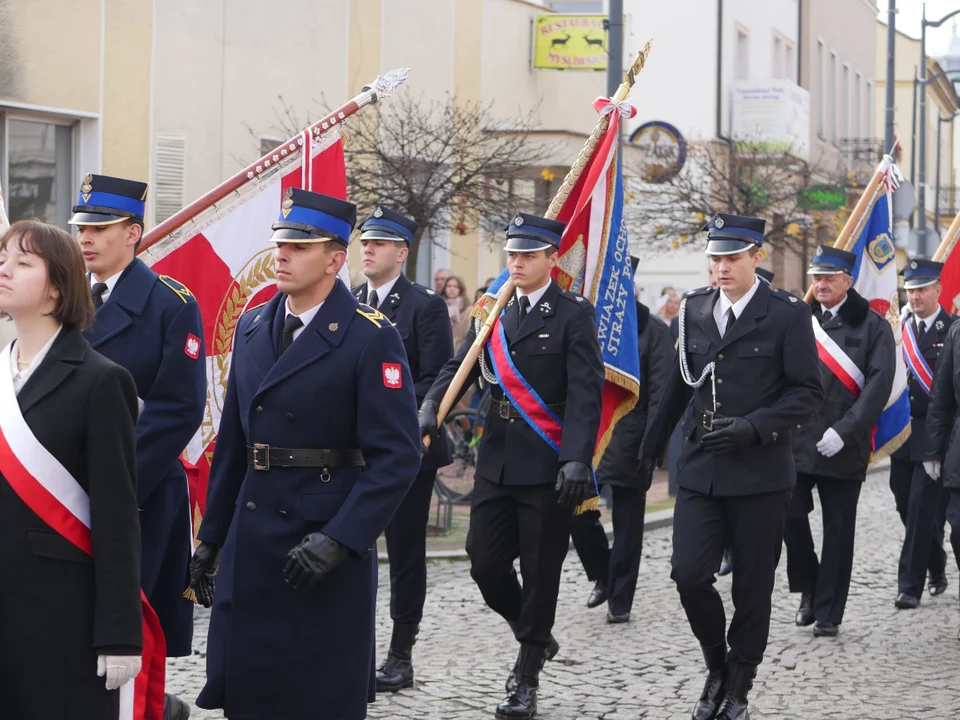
[799,184,847,211]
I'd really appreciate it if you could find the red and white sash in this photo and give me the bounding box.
[0,345,166,720]
[812,317,865,397]
[901,316,934,395]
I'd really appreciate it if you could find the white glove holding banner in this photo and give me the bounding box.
[923,461,942,481]
[816,428,845,458]
[97,654,141,691]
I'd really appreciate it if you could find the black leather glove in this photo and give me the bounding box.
[188,542,220,608]
[701,417,759,453]
[636,455,657,492]
[555,461,594,508]
[283,532,350,590]
[419,399,440,448]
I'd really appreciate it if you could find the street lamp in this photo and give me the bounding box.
[935,111,960,239]
[917,3,960,255]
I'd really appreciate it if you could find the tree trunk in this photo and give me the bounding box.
[406,227,425,281]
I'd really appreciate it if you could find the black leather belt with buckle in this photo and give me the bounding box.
[246,445,365,471]
[693,408,723,432]
[492,398,565,420]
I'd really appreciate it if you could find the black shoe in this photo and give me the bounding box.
[505,634,559,694]
[586,580,608,608]
[813,620,839,637]
[606,609,630,623]
[692,643,726,720]
[718,548,733,577]
[795,593,814,627]
[164,694,191,720]
[376,622,418,693]
[714,663,754,720]
[929,573,948,597]
[895,592,921,609]
[496,644,543,719]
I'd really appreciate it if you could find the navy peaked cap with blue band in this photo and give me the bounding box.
[504,212,566,253]
[270,188,357,245]
[900,258,944,289]
[807,244,857,275]
[69,174,148,226]
[358,205,418,245]
[702,213,766,256]
[756,267,775,285]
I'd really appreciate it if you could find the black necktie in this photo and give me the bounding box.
[724,307,736,336]
[367,287,379,310]
[917,319,926,340]
[280,315,303,355]
[518,295,531,325]
[91,282,108,310]
[822,310,832,323]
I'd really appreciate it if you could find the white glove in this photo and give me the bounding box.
[924,461,942,481]
[97,654,142,691]
[816,428,845,458]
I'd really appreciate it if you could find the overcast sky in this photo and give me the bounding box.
[878,0,960,54]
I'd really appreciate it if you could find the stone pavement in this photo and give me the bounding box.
[169,471,960,719]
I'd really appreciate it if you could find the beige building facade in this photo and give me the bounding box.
[0,0,636,293]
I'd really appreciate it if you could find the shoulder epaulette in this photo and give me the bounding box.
[559,289,590,306]
[684,286,713,299]
[770,287,803,306]
[158,275,194,304]
[243,300,269,315]
[410,282,437,297]
[356,303,393,328]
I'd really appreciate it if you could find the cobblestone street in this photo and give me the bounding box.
[170,469,960,719]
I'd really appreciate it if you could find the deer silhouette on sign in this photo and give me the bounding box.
[551,33,571,48]
[584,34,604,48]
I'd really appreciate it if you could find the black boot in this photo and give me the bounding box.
[375,623,418,693]
[505,634,559,693]
[795,593,814,626]
[714,663,754,720]
[692,643,726,720]
[718,547,733,577]
[496,644,544,719]
[163,694,190,720]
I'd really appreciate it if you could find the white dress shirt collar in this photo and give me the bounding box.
[821,293,847,319]
[516,279,552,310]
[284,298,324,344]
[90,270,124,304]
[714,277,761,335]
[10,325,63,395]
[915,305,941,332]
[367,273,402,307]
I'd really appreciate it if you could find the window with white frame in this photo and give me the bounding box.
[785,43,794,83]
[773,35,783,79]
[854,72,863,141]
[842,64,850,139]
[866,81,875,142]
[0,115,75,229]
[736,28,749,81]
[816,40,826,136]
[830,51,838,142]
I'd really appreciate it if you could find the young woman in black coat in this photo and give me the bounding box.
[0,220,143,720]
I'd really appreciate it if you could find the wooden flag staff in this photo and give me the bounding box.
[422,40,654,448]
[931,208,960,262]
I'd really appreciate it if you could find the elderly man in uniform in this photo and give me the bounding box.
[641,214,823,720]
[785,245,895,636]
[420,212,604,719]
[572,255,674,623]
[70,175,206,720]
[889,259,953,608]
[187,189,421,720]
[351,206,454,692]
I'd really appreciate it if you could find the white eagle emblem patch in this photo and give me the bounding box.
[383,363,402,388]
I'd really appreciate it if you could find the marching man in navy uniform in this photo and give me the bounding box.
[785,245,894,636]
[889,259,953,607]
[187,188,421,720]
[641,214,823,720]
[420,213,604,719]
[351,205,455,692]
[69,175,206,720]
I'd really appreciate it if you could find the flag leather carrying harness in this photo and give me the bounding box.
[486,312,563,453]
[811,317,865,397]
[0,344,166,720]
[901,317,934,396]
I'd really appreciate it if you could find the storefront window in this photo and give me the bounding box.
[3,118,74,228]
